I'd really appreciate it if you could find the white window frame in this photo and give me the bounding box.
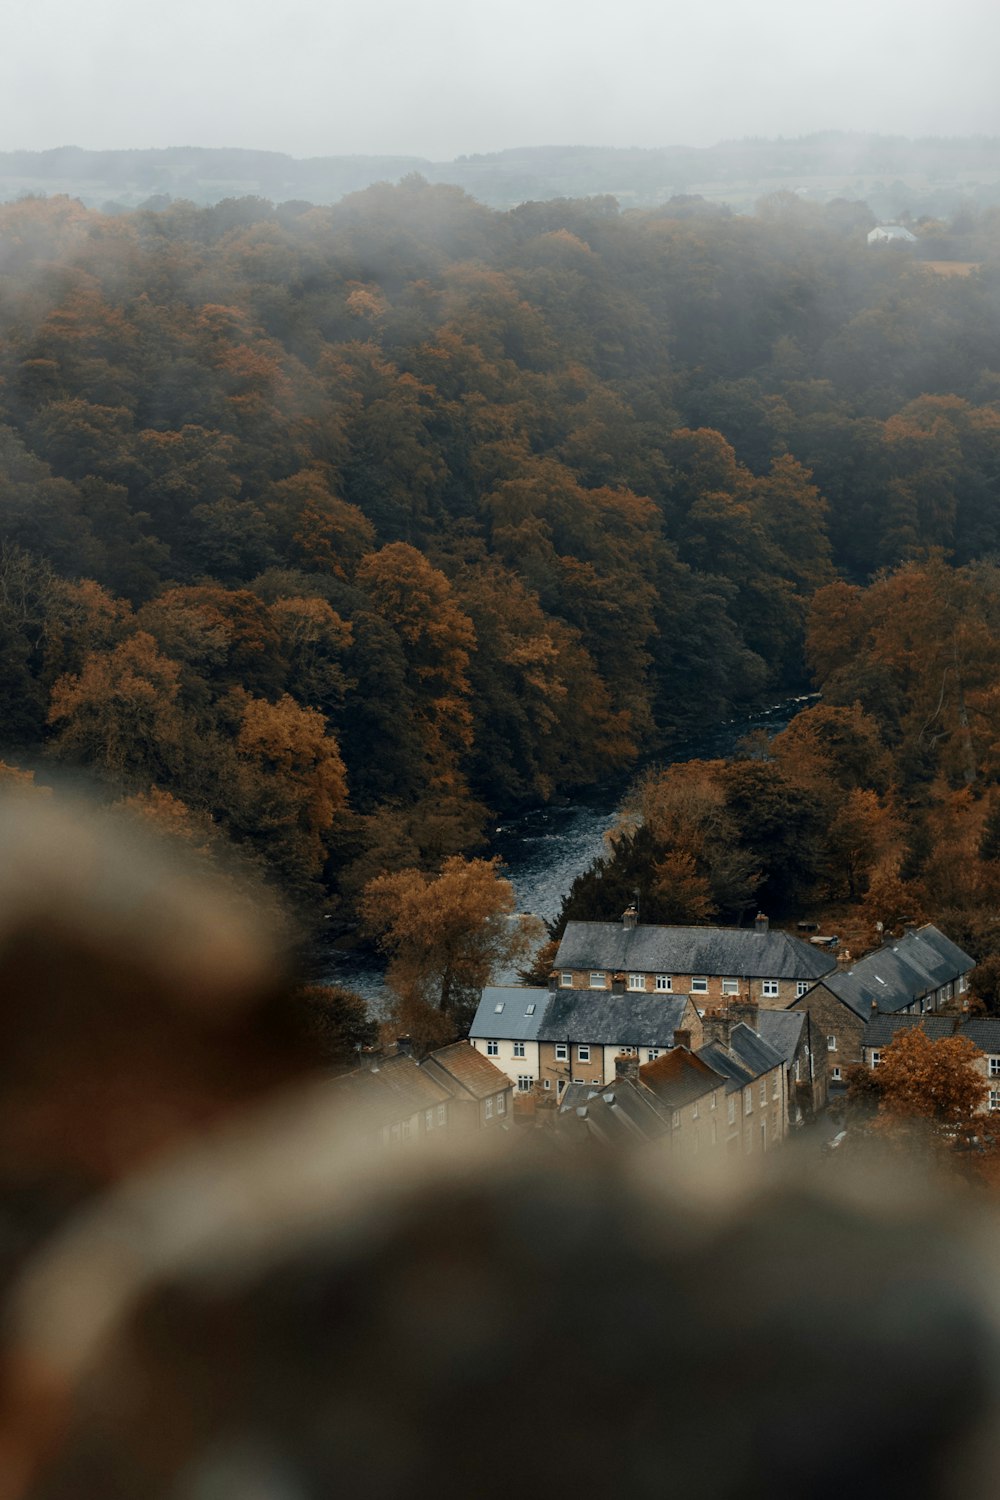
[486,1039,498,1056]
[991,1090,1000,1112]
[485,1097,494,1120]
[437,1104,447,1125]
[516,1075,533,1092]
[772,1073,780,1100]
[827,1035,837,1052]
[871,1050,882,1069]
[512,1040,526,1058]
[497,1093,506,1114]
[647,1048,660,1062]
[560,972,573,988]
[762,980,779,999]
[759,1080,767,1105]
[721,978,738,995]
[554,1043,568,1061]
[796,980,810,998]
[578,1044,591,1063]
[727,1096,736,1124]
[744,1087,753,1115]
[692,1100,699,1119]
[425,1108,435,1130]
[589,972,606,989]
[655,974,672,992]
[990,1057,1000,1078]
[831,1066,842,1081]
[691,977,709,994]
[628,973,645,991]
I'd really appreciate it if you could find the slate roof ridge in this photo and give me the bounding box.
[554,919,836,980]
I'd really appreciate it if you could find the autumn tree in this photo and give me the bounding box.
[360,856,543,1044]
[867,1026,987,1143]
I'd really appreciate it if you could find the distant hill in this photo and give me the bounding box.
[2,134,1000,216]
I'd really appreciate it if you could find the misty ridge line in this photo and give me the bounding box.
[3,133,1000,216]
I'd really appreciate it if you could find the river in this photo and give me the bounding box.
[320,693,817,1008]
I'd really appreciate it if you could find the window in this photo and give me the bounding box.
[573,1078,583,1085]
[620,1046,637,1055]
[796,980,810,998]
[437,1104,447,1125]
[744,1087,753,1115]
[486,1040,498,1056]
[721,978,738,995]
[871,1050,882,1069]
[557,1080,566,1096]
[727,1096,736,1124]
[497,1093,506,1114]
[692,1100,699,1119]
[991,1091,1000,1112]
[554,1043,568,1061]
[485,1097,494,1120]
[578,1045,591,1063]
[525,1003,536,1015]
[672,1110,680,1128]
[560,972,573,988]
[990,1057,1000,1077]
[827,1035,837,1052]
[759,1080,767,1105]
[628,973,645,991]
[591,1078,600,1085]
[762,980,779,999]
[831,1066,842,1082]
[959,974,969,993]
[517,1075,533,1092]
[710,1091,717,1110]
[494,1001,504,1013]
[794,1059,801,1082]
[590,972,606,988]
[772,1073,780,1100]
[425,1108,435,1130]
[655,974,672,992]
[543,1079,551,1090]
[648,1048,660,1062]
[691,977,708,994]
[513,1041,526,1058]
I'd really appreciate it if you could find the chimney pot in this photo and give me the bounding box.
[755,912,769,935]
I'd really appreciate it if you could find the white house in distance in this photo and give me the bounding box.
[867,224,917,245]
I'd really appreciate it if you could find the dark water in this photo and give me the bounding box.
[321,694,817,1009]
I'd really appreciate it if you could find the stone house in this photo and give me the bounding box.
[469,984,702,1100]
[552,912,836,1010]
[556,1016,786,1160]
[861,1012,1000,1114]
[420,1040,513,1131]
[790,924,975,1086]
[328,1041,512,1146]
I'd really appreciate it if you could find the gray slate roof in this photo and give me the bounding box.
[697,1024,783,1091]
[821,925,975,1019]
[537,991,691,1047]
[554,921,836,980]
[470,987,549,1041]
[755,1009,805,1069]
[558,1080,669,1145]
[862,1013,1000,1054]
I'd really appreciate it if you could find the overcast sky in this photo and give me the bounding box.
[4,0,1000,159]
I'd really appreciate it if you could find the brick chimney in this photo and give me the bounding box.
[729,999,759,1033]
[754,912,769,935]
[615,1052,640,1082]
[701,1010,734,1049]
[673,1027,692,1051]
[623,903,638,931]
[611,973,626,995]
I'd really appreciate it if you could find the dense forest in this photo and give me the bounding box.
[1,179,999,957]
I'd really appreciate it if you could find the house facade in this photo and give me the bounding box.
[552,913,836,1010]
[470,984,703,1100]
